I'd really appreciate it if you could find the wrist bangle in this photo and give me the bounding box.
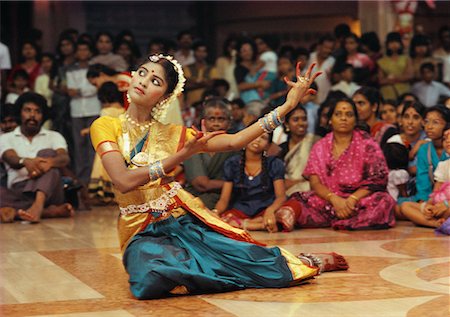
[326,192,334,202]
[349,194,359,202]
[148,160,166,182]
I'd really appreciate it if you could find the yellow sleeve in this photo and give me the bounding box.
[210,66,219,79]
[90,116,121,156]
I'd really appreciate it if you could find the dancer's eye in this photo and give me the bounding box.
[152,78,161,86]
[138,69,146,76]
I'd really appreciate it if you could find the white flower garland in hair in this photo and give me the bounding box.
[148,54,186,122]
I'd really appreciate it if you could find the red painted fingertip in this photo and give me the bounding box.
[283,76,289,84]
[308,89,317,95]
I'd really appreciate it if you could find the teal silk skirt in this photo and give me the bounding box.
[123,214,296,299]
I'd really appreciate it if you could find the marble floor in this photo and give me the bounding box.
[1,206,449,317]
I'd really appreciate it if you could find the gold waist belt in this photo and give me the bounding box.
[119,182,182,216]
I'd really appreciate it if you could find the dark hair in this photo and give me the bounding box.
[147,37,167,55]
[78,33,94,45]
[278,45,296,59]
[334,23,351,39]
[59,28,78,40]
[438,25,450,40]
[41,52,58,79]
[284,104,307,134]
[318,34,335,45]
[222,35,237,58]
[212,79,230,91]
[353,86,383,110]
[0,103,19,123]
[87,64,119,78]
[383,142,409,170]
[409,34,431,58]
[231,98,245,109]
[114,39,138,58]
[56,35,76,59]
[293,47,309,60]
[383,99,398,108]
[255,34,280,51]
[202,97,232,120]
[95,31,114,44]
[192,40,207,51]
[12,69,29,81]
[15,92,50,123]
[425,105,450,124]
[401,101,426,118]
[97,82,123,105]
[397,92,418,104]
[360,32,381,53]
[420,62,435,73]
[177,30,193,41]
[326,96,359,122]
[141,56,179,96]
[76,39,94,53]
[336,63,354,74]
[385,32,404,56]
[236,38,258,63]
[19,41,41,63]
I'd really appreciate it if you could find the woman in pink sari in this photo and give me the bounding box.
[288,97,396,230]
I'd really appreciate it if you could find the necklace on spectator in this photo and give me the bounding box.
[125,112,154,132]
[245,167,261,181]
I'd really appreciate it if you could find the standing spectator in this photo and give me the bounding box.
[90,32,127,72]
[229,98,245,133]
[35,53,57,108]
[331,63,361,98]
[409,34,437,83]
[412,63,450,108]
[267,55,295,107]
[255,34,279,73]
[0,93,73,223]
[66,40,101,209]
[215,35,239,99]
[433,26,450,86]
[377,32,413,101]
[0,42,11,99]
[306,35,335,104]
[184,41,218,107]
[114,40,138,71]
[380,99,398,125]
[7,41,41,91]
[360,31,382,87]
[174,30,195,66]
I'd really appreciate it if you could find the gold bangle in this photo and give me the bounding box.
[326,192,334,202]
[349,194,359,202]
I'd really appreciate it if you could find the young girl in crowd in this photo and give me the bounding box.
[5,70,30,104]
[400,128,450,228]
[380,99,398,125]
[215,132,292,232]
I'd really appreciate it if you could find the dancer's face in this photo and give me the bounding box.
[129,62,168,108]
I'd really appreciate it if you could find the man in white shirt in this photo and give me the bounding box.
[0,42,11,99]
[66,40,101,195]
[412,63,450,108]
[174,31,195,67]
[0,92,73,223]
[307,35,336,104]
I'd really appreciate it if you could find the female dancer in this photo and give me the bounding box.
[90,55,347,299]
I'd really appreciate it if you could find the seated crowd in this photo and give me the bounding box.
[1,24,450,235]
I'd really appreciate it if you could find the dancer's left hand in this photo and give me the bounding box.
[263,210,278,233]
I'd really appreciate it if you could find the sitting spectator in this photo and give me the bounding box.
[396,93,419,126]
[278,104,319,196]
[287,97,396,230]
[383,142,410,213]
[412,63,450,108]
[380,99,398,125]
[0,92,73,223]
[267,55,295,107]
[90,32,128,72]
[7,41,41,91]
[215,35,239,99]
[212,79,230,99]
[183,98,236,209]
[5,69,29,104]
[409,34,438,83]
[184,41,218,107]
[302,82,320,134]
[242,100,265,127]
[86,82,124,205]
[331,63,361,98]
[353,86,398,147]
[215,132,292,232]
[400,127,450,228]
[0,103,19,187]
[229,98,245,133]
[404,105,450,203]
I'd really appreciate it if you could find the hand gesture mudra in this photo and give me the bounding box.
[182,120,226,156]
[284,62,321,110]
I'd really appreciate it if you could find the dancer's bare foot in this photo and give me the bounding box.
[18,203,44,223]
[0,207,16,223]
[44,203,74,218]
[298,252,349,273]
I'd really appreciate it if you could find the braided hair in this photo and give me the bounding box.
[238,132,273,192]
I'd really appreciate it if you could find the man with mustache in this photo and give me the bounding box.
[0,92,73,223]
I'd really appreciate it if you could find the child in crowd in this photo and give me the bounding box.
[5,70,30,104]
[331,63,361,98]
[380,99,398,126]
[400,128,450,228]
[214,132,292,232]
[383,142,410,214]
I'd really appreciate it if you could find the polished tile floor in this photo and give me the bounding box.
[1,206,449,317]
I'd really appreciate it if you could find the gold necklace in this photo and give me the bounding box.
[125,112,154,132]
